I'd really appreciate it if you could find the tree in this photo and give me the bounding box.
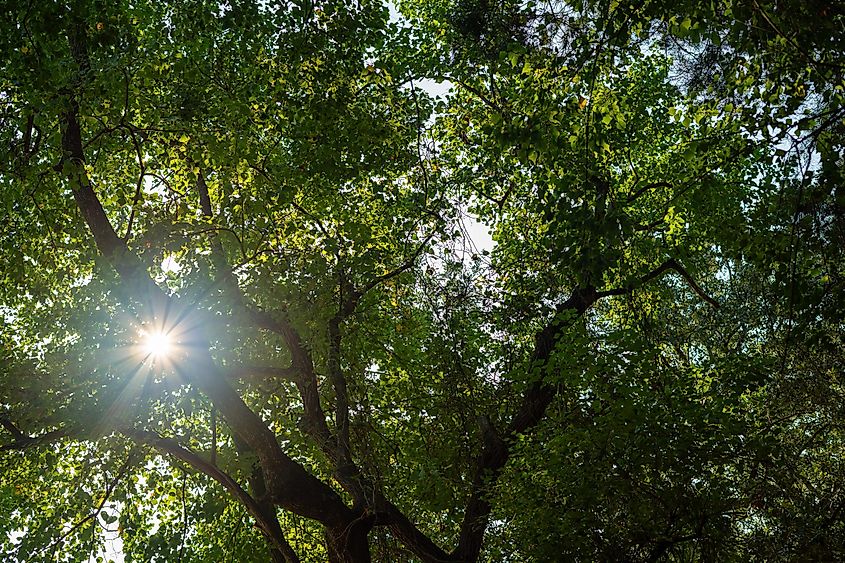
[1,0,843,561]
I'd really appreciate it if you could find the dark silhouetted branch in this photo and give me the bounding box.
[596,257,719,308]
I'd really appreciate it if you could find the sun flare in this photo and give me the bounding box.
[141,330,172,358]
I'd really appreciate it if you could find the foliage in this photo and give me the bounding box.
[1,0,844,561]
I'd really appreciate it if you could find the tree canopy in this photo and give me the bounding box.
[1,0,844,561]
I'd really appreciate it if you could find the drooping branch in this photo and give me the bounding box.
[127,429,300,563]
[39,452,134,557]
[596,257,720,308]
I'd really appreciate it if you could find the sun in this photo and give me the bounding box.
[141,330,172,358]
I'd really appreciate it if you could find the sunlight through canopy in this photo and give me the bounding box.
[140,330,173,359]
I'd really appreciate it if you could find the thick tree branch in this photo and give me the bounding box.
[242,307,335,447]
[594,258,678,298]
[454,256,718,558]
[380,499,454,562]
[60,33,353,530]
[326,312,361,503]
[231,170,439,554]
[327,230,434,466]
[454,286,599,561]
[0,416,27,441]
[195,169,334,450]
[331,231,433,450]
[322,232,444,527]
[60,100,169,306]
[235,171,441,539]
